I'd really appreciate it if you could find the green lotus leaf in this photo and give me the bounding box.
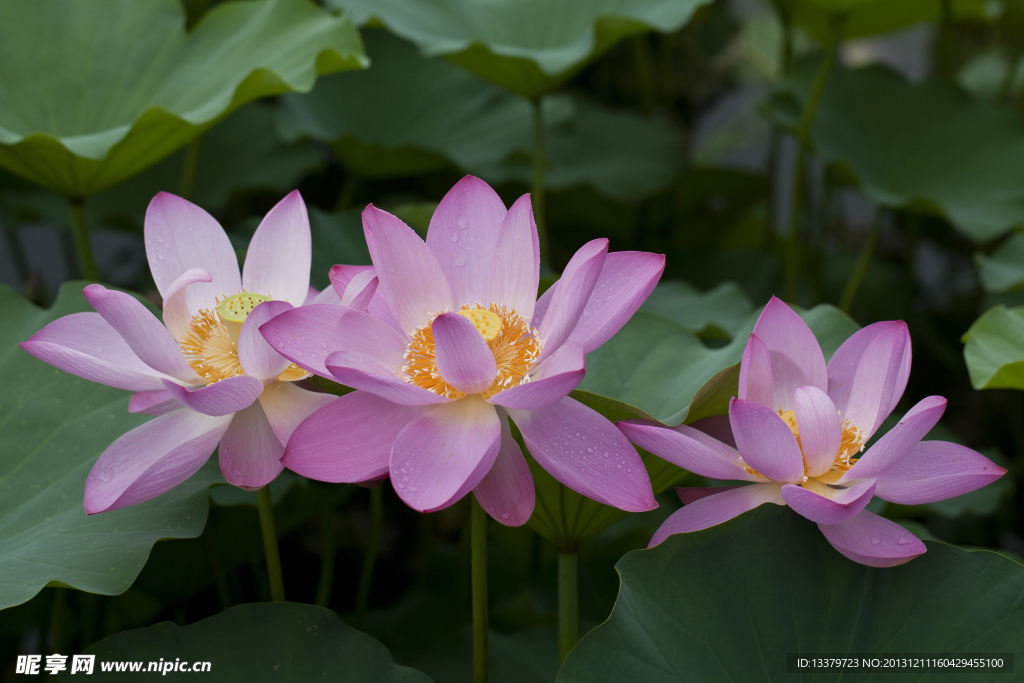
[639,280,754,339]
[325,0,709,99]
[962,304,1024,390]
[57,603,433,681]
[558,505,1024,681]
[790,0,990,43]
[0,0,366,198]
[975,232,1024,293]
[0,282,223,610]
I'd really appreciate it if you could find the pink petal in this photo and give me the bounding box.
[303,285,319,306]
[161,375,263,417]
[161,267,213,342]
[874,441,1007,505]
[838,396,947,484]
[648,483,784,547]
[363,204,452,333]
[242,191,312,306]
[827,321,911,420]
[782,478,876,525]
[728,398,804,484]
[489,193,539,322]
[326,351,452,406]
[531,281,555,329]
[432,312,498,394]
[218,401,285,490]
[817,510,926,567]
[841,324,909,439]
[340,270,379,311]
[145,192,241,312]
[507,397,656,512]
[20,312,168,391]
[390,396,502,512]
[738,334,773,407]
[128,389,178,416]
[84,408,231,514]
[473,412,535,526]
[793,385,841,477]
[311,287,342,306]
[751,297,827,410]
[256,380,336,444]
[329,264,376,297]
[566,251,666,353]
[536,239,608,362]
[617,420,764,482]
[282,391,424,483]
[427,176,507,309]
[238,300,295,383]
[489,340,585,410]
[84,285,201,384]
[676,486,743,504]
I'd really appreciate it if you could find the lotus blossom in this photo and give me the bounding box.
[259,176,664,525]
[20,191,344,513]
[618,298,1007,567]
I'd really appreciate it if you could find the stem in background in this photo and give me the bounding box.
[256,486,285,602]
[631,35,657,112]
[68,198,98,281]
[205,525,231,610]
[557,549,579,664]
[777,0,793,72]
[315,508,336,608]
[334,175,358,212]
[179,137,202,201]
[470,494,489,683]
[355,484,383,625]
[839,208,883,314]
[531,98,549,259]
[49,588,66,655]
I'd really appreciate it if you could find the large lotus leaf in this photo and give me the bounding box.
[962,304,1024,390]
[790,0,990,43]
[0,0,366,198]
[975,232,1024,294]
[765,60,1024,243]
[57,603,432,681]
[326,0,709,99]
[639,280,754,340]
[0,282,223,610]
[558,505,1024,681]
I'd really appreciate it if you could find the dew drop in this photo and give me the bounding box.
[277,342,285,348]
[627,468,632,473]
[502,513,510,520]
[454,255,467,267]
[617,464,622,469]
[451,234,459,242]
[898,537,913,545]
[157,253,165,261]
[870,536,881,546]
[157,236,165,244]
[586,447,593,453]
[388,266,395,273]
[98,470,111,482]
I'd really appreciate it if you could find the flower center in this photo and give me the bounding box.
[777,408,867,484]
[403,303,542,399]
[180,292,307,384]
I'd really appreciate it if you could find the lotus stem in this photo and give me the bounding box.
[356,484,383,624]
[68,198,98,281]
[631,35,657,112]
[840,209,882,314]
[315,508,336,608]
[471,494,489,683]
[49,587,67,655]
[558,549,579,664]
[531,98,548,259]
[179,137,202,201]
[335,175,358,212]
[256,486,285,602]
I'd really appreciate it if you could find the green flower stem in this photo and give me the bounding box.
[784,16,844,302]
[256,486,285,602]
[315,508,336,608]
[839,209,882,314]
[49,587,67,655]
[558,549,579,664]
[471,494,489,683]
[179,137,202,201]
[356,484,383,624]
[68,198,98,281]
[531,98,548,259]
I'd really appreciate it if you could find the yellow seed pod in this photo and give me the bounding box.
[217,292,271,341]
[456,308,502,343]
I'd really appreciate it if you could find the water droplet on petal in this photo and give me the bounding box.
[502,513,510,520]
[451,234,459,242]
[898,537,913,545]
[454,255,467,267]
[870,536,881,546]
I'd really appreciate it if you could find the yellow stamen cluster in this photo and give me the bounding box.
[402,303,542,399]
[777,407,867,485]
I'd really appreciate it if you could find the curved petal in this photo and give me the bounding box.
[738,334,773,408]
[242,190,312,306]
[257,380,336,445]
[507,397,656,512]
[311,286,342,306]
[303,285,319,306]
[282,391,424,483]
[676,486,743,504]
[489,193,539,321]
[817,510,926,567]
[391,396,501,512]
[84,285,201,384]
[433,312,498,395]
[838,396,947,484]
[340,270,379,311]
[84,408,231,514]
[531,280,556,329]
[128,389,178,416]
[751,297,827,410]
[329,264,375,298]
[326,351,453,406]
[363,204,452,333]
[20,312,169,391]
[473,412,535,526]
[841,324,909,439]
[162,267,213,342]
[617,420,764,482]
[874,441,1007,505]
[536,239,608,362]
[793,385,841,477]
[728,398,804,484]
[648,483,784,547]
[238,300,294,383]
[488,340,585,410]
[218,401,284,490]
[827,320,911,419]
[782,478,876,525]
[427,176,507,309]
[566,251,665,353]
[145,192,240,313]
[161,375,263,417]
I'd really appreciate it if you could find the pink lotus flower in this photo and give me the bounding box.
[21,191,341,513]
[618,298,1006,567]
[259,176,664,525]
